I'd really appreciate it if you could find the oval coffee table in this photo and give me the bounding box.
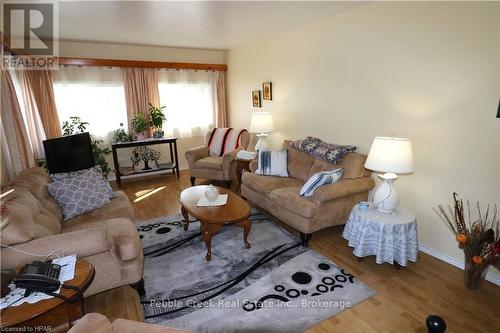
[180,185,252,261]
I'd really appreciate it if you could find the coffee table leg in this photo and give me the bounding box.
[238,219,251,249]
[181,205,189,231]
[202,222,221,261]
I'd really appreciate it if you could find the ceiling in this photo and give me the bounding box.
[57,1,366,50]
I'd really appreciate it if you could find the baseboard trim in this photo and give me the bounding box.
[419,244,500,286]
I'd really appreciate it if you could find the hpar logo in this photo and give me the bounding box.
[2,0,59,69]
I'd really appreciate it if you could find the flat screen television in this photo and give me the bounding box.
[43,133,95,174]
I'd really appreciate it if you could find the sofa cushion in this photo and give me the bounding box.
[255,150,289,177]
[269,187,318,218]
[283,141,315,182]
[8,167,63,221]
[1,186,61,246]
[50,166,115,199]
[306,153,369,180]
[48,168,111,221]
[300,168,343,197]
[242,172,303,196]
[62,191,134,232]
[194,156,223,170]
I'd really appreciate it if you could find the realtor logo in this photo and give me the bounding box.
[2,1,58,69]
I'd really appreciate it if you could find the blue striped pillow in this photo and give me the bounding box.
[255,150,289,177]
[300,168,343,196]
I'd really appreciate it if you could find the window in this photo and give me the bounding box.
[52,67,127,142]
[158,69,216,138]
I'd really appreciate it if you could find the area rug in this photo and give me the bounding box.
[137,210,375,333]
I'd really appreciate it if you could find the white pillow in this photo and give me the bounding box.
[255,150,289,177]
[300,168,343,197]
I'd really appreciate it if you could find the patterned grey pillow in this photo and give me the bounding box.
[50,166,116,199]
[48,168,111,221]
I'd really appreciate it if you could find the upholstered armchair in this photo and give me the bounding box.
[185,129,250,187]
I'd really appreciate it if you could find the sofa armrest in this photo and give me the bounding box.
[185,145,209,169]
[311,177,375,203]
[0,227,111,269]
[113,318,195,333]
[222,149,241,170]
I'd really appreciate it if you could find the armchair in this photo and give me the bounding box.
[185,129,250,187]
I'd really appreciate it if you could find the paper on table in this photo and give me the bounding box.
[0,254,77,309]
[197,194,228,207]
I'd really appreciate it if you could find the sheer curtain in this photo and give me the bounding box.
[157,69,217,138]
[1,70,35,182]
[52,67,128,142]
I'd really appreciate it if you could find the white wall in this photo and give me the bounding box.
[58,41,226,175]
[226,2,500,282]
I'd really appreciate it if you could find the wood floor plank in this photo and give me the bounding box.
[83,171,499,332]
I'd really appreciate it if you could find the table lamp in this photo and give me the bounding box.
[364,136,414,213]
[250,111,274,152]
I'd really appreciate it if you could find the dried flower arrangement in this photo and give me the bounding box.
[434,193,500,290]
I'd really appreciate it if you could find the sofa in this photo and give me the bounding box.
[241,140,375,246]
[0,167,143,297]
[185,129,250,187]
[68,313,193,333]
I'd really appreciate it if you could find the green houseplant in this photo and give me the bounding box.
[112,123,133,143]
[131,112,149,140]
[61,116,112,177]
[148,103,166,138]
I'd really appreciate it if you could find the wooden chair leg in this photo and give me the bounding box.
[300,233,312,247]
[130,278,146,296]
[190,177,196,186]
[224,180,232,188]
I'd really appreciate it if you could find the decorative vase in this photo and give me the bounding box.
[153,130,164,139]
[464,258,487,291]
[135,132,146,141]
[204,185,219,202]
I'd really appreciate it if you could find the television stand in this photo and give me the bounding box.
[111,138,179,188]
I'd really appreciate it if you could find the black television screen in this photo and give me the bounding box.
[43,133,95,174]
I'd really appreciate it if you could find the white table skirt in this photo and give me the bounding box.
[342,204,418,266]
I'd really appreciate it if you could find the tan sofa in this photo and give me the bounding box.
[185,130,250,187]
[68,313,193,333]
[0,167,143,297]
[241,141,375,246]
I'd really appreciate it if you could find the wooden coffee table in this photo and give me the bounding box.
[180,185,252,261]
[0,259,95,332]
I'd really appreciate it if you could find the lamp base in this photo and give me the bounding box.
[254,134,269,152]
[373,173,399,213]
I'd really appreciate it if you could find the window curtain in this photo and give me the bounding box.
[123,68,159,138]
[52,67,127,142]
[0,70,35,182]
[216,71,228,128]
[19,70,61,139]
[157,69,217,138]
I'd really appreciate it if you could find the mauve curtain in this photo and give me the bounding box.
[1,70,35,182]
[216,71,228,128]
[123,67,160,138]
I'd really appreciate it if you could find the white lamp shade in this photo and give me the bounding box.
[365,136,414,174]
[250,112,274,134]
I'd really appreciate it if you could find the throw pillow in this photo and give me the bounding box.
[255,150,289,177]
[50,166,115,199]
[48,168,111,221]
[291,136,356,164]
[300,168,344,197]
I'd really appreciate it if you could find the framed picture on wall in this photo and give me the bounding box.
[252,90,262,107]
[262,82,272,100]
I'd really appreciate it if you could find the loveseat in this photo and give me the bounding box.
[0,167,143,297]
[241,141,375,246]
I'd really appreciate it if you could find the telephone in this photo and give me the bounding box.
[14,261,61,296]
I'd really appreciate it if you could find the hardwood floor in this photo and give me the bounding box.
[86,170,500,332]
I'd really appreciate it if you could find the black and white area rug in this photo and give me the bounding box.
[137,210,375,333]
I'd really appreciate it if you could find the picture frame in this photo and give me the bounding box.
[262,82,272,100]
[252,90,262,107]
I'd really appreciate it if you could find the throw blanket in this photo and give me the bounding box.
[290,136,356,164]
[208,128,247,156]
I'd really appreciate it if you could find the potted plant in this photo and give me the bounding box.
[149,103,166,139]
[112,123,133,143]
[434,193,500,290]
[131,112,149,140]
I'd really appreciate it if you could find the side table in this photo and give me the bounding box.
[235,158,253,193]
[342,203,418,267]
[0,259,95,332]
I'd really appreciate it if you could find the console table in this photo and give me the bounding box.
[111,138,179,188]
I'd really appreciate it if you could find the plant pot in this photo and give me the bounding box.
[135,132,146,141]
[153,130,164,139]
[464,259,488,291]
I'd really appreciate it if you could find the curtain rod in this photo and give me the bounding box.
[57,57,227,71]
